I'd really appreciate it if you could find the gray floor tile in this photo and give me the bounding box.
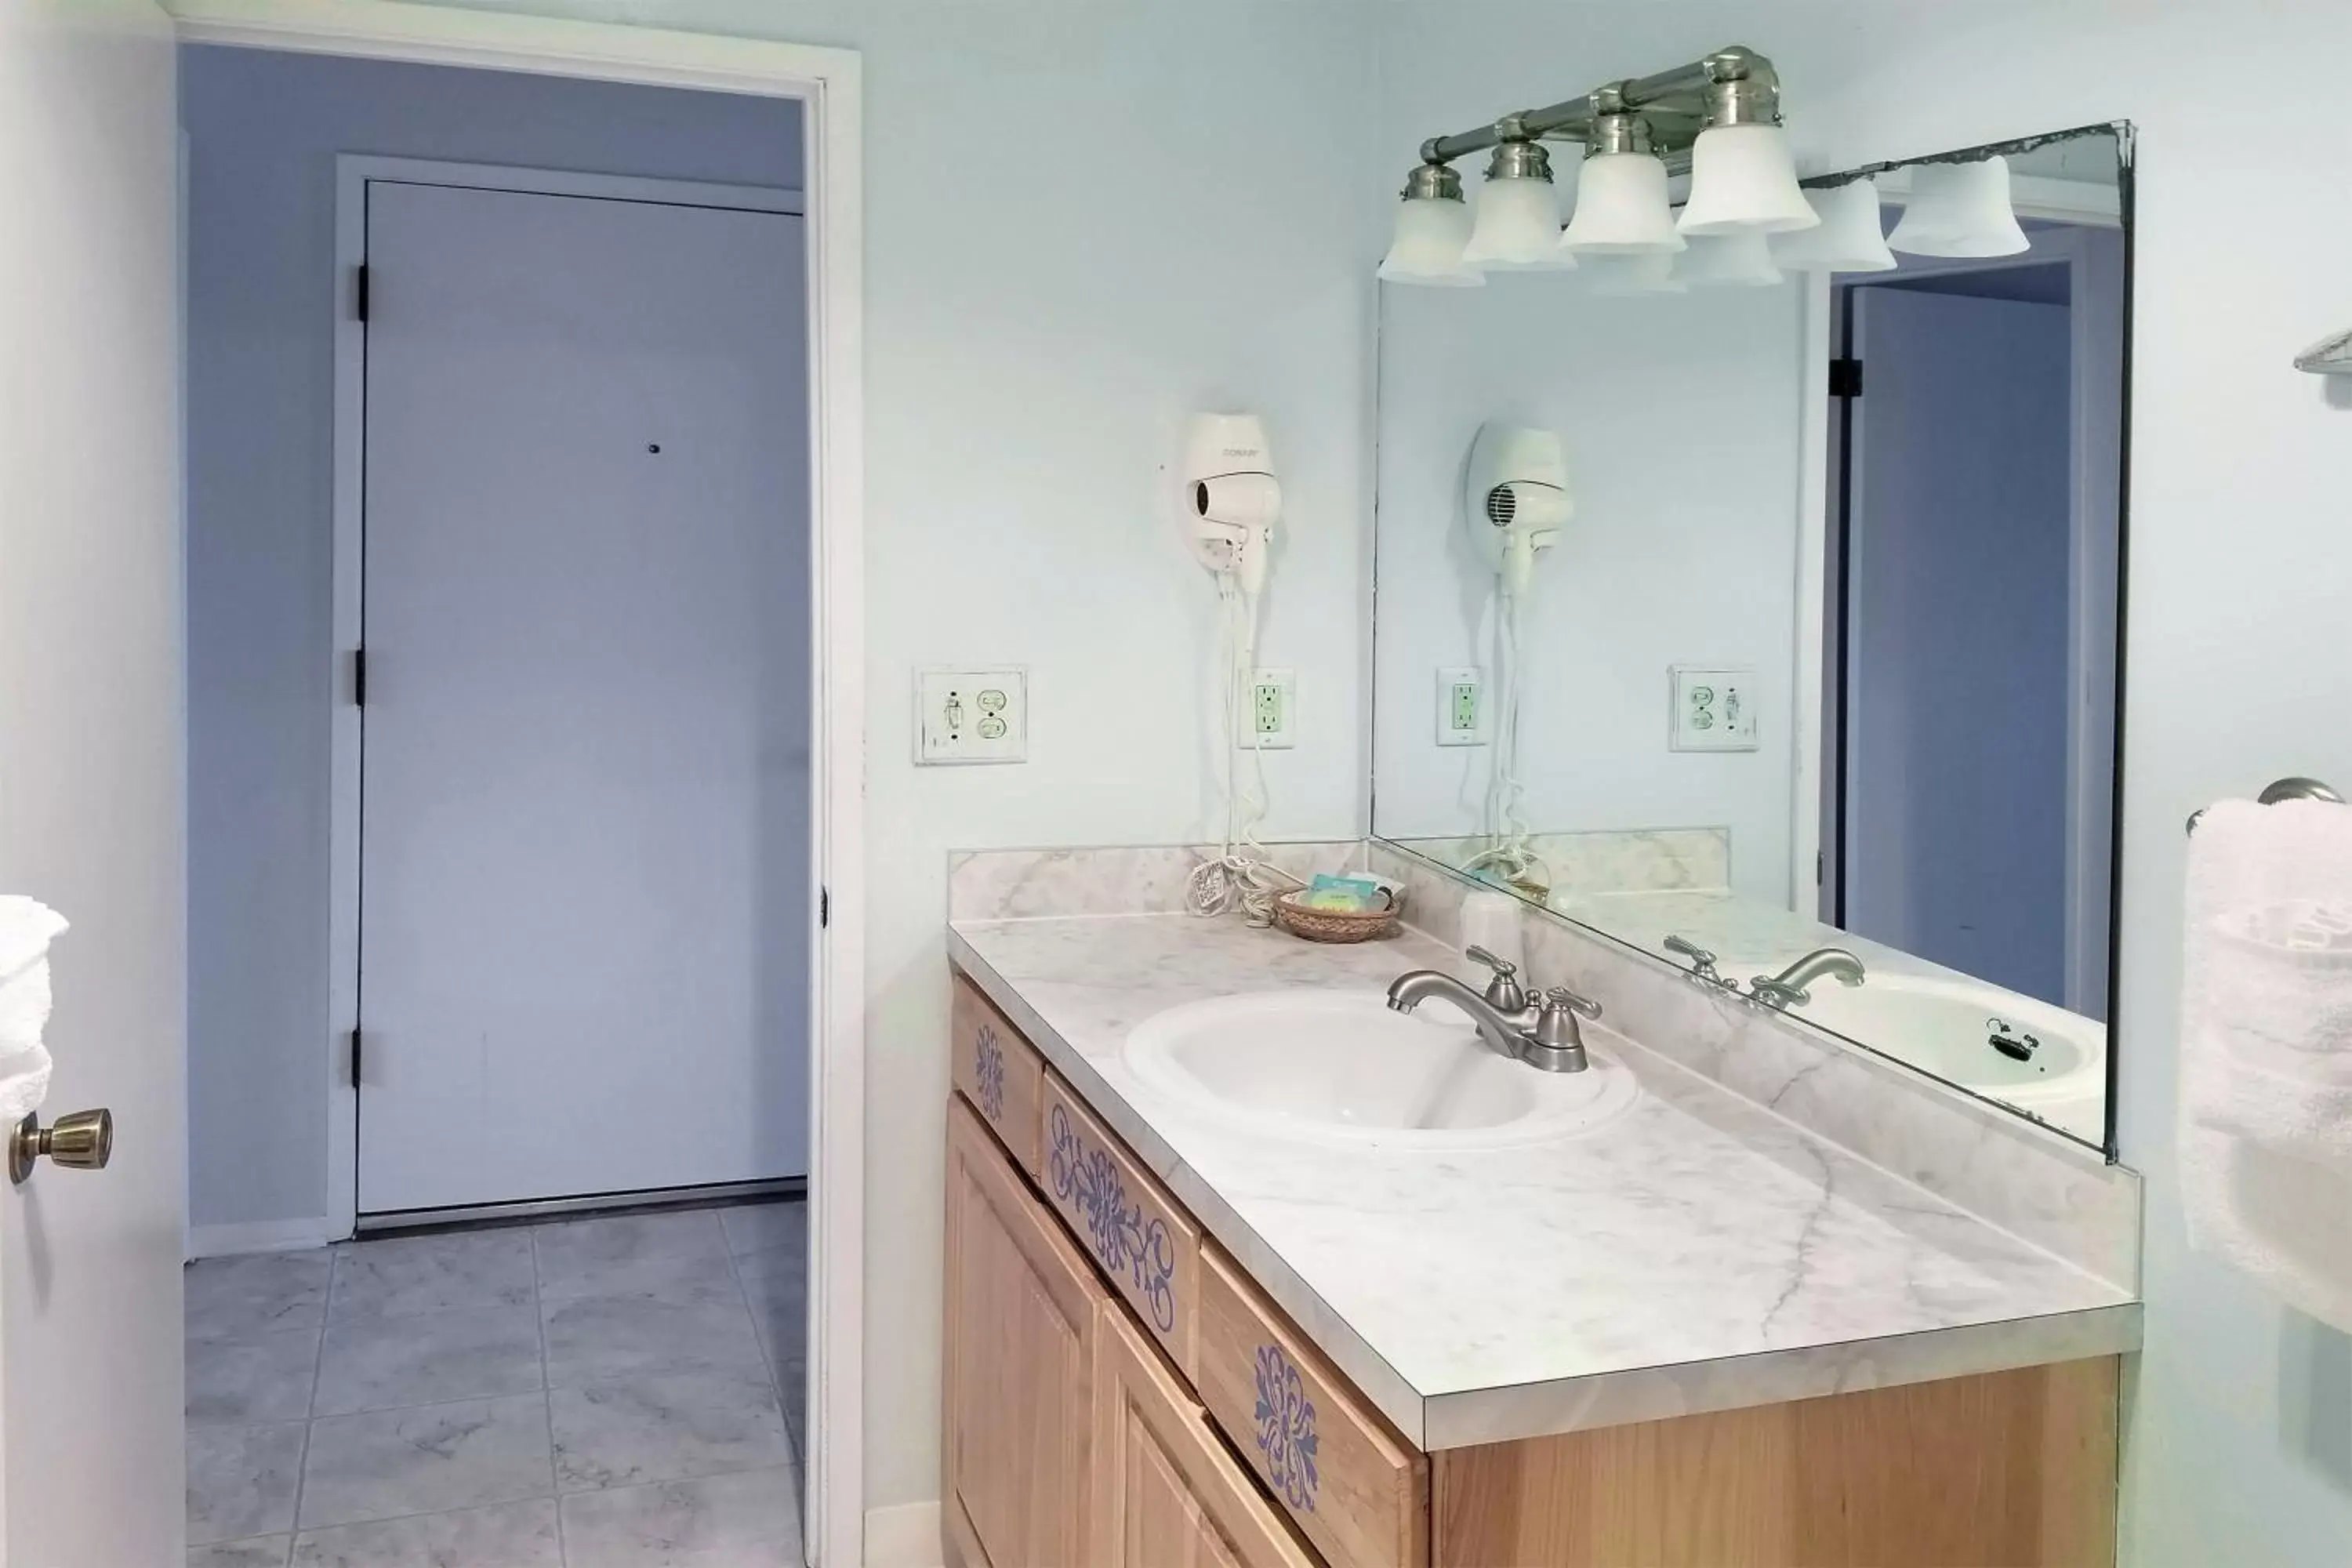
[550,1371,793,1493]
[187,1421,306,1545]
[717,1201,806,1258]
[289,1497,561,1566]
[187,1326,321,1425]
[736,1257,805,1371]
[330,1230,535,1319]
[298,1395,554,1530]
[190,1535,292,1568]
[776,1360,807,1457]
[313,1303,544,1416]
[560,1467,804,1568]
[187,1252,333,1340]
[542,1293,768,1390]
[533,1210,737,1305]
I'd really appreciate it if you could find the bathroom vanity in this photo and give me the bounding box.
[938,853,2141,1568]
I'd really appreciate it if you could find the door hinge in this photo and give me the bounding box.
[354,263,370,324]
[352,647,367,707]
[1828,358,1864,397]
[349,1029,365,1088]
[819,885,830,929]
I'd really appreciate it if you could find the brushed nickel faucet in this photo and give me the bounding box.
[1746,946,1866,1009]
[1385,946,1602,1073]
[1664,934,1735,989]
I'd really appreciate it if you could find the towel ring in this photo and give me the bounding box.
[2186,775,2344,834]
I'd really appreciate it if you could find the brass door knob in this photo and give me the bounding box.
[9,1109,113,1185]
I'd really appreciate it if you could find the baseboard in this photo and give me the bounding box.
[863,1500,943,1568]
[186,1216,338,1259]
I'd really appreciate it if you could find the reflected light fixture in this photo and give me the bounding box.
[1677,53,1817,237]
[1378,163,1483,287]
[1671,230,1784,289]
[1887,156,2031,256]
[1463,140,1572,271]
[1769,178,1896,272]
[1559,111,1683,256]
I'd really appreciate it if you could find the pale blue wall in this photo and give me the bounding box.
[181,44,803,1230]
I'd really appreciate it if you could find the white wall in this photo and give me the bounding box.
[1370,277,1804,905]
[408,0,1384,1517]
[180,46,805,1229]
[1386,5,2352,1563]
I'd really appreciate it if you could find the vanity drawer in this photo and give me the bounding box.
[951,973,1047,1179]
[1039,1071,1202,1377]
[1197,1245,1428,1568]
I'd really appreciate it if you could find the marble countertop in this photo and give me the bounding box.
[949,912,2140,1452]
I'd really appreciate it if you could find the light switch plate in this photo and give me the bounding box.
[916,667,1027,764]
[1669,666,1759,752]
[1436,666,1486,746]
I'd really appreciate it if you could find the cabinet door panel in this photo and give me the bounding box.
[945,1098,1098,1568]
[1094,1301,1319,1568]
[953,971,1047,1176]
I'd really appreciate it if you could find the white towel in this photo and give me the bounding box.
[2180,798,2352,1329]
[0,897,67,1125]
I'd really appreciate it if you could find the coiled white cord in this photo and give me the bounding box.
[1463,583,1550,895]
[1185,576,1298,925]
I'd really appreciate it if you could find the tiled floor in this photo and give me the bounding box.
[186,1200,808,1568]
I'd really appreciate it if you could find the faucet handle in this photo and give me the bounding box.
[1664,935,1720,981]
[1465,946,1527,1012]
[1543,984,1602,1022]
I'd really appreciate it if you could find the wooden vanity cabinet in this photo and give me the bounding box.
[943,971,2122,1568]
[943,1098,1095,1568]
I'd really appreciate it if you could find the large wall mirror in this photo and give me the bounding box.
[1370,124,2132,1151]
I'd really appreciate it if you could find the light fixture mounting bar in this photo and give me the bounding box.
[1416,45,1780,169]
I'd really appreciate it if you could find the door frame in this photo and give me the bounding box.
[330,151,808,1214]
[166,4,866,1563]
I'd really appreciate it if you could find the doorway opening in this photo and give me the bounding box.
[1820,213,2125,1018]
[175,17,862,1563]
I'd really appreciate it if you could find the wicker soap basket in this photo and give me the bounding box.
[1270,888,1403,943]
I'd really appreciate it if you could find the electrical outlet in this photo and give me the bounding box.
[1240,667,1296,750]
[1669,666,1760,752]
[1436,666,1486,746]
[916,667,1027,764]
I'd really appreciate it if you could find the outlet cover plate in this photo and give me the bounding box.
[916,667,1028,764]
[1669,665,1759,752]
[1240,667,1296,750]
[1436,666,1486,746]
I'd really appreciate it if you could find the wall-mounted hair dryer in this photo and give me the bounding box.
[1177,412,1281,597]
[1462,423,1570,596]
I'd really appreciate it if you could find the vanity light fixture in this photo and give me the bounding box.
[1887,156,2031,256]
[1676,53,1817,237]
[1383,44,1815,289]
[1463,135,1572,271]
[1558,109,1683,256]
[1378,163,1484,286]
[1672,230,1784,289]
[1769,177,1898,272]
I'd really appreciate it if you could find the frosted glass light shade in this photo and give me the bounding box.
[1559,152,1684,255]
[1887,157,2029,257]
[1379,194,1484,286]
[1672,230,1784,289]
[1769,179,1896,273]
[1582,251,1684,296]
[1678,124,1819,237]
[1463,175,1570,270]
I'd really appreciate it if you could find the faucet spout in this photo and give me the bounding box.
[1385,970,1530,1061]
[1747,946,1866,1009]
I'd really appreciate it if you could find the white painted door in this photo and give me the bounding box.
[358,180,810,1215]
[0,2,188,1563]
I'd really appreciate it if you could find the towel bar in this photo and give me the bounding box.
[2186,776,2344,834]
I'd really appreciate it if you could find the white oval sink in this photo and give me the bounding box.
[1772,971,2107,1131]
[1122,989,1639,1151]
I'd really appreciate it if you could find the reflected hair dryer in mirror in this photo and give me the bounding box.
[1463,423,1569,596]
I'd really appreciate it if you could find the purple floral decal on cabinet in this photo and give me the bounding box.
[1254,1343,1320,1511]
[973,1022,1006,1120]
[1047,1102,1177,1333]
